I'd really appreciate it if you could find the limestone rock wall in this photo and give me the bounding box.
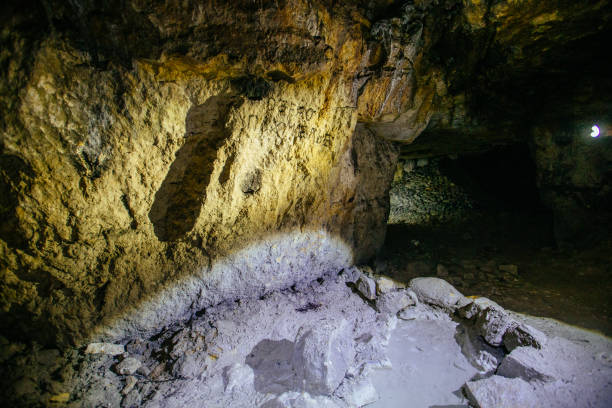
[0,0,405,345]
[1,0,610,346]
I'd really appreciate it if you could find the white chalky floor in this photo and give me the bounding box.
[370,319,476,408]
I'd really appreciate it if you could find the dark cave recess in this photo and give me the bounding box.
[438,143,548,213]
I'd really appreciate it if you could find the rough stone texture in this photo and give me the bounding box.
[0,273,395,407]
[121,375,137,396]
[356,274,377,300]
[458,297,547,350]
[263,392,341,408]
[389,158,473,225]
[335,378,379,407]
[375,289,416,315]
[503,323,546,352]
[292,318,355,395]
[454,323,504,375]
[464,376,538,408]
[457,297,503,320]
[475,306,515,347]
[406,1,612,159]
[1,0,611,347]
[497,347,556,383]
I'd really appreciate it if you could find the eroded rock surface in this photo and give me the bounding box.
[1,0,611,348]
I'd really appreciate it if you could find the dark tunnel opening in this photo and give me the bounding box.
[438,143,549,214]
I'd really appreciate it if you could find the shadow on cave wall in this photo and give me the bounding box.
[149,96,239,241]
[0,153,34,250]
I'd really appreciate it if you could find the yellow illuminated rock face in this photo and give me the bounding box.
[1,2,400,345]
[0,0,609,345]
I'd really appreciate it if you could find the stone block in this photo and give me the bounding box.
[409,277,468,310]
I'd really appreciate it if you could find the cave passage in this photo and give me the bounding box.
[438,143,548,213]
[383,143,611,337]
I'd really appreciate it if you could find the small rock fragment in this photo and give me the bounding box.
[356,274,377,300]
[171,353,208,378]
[497,347,555,383]
[84,342,125,355]
[149,363,167,380]
[125,339,148,356]
[475,307,514,347]
[376,290,415,315]
[114,357,142,375]
[463,376,538,408]
[375,275,405,295]
[121,376,138,395]
[340,267,361,283]
[409,277,469,310]
[457,300,479,319]
[474,350,500,374]
[458,297,545,350]
[398,303,448,321]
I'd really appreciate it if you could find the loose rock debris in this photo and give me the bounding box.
[1,270,611,407]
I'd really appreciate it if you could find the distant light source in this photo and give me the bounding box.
[591,125,600,138]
